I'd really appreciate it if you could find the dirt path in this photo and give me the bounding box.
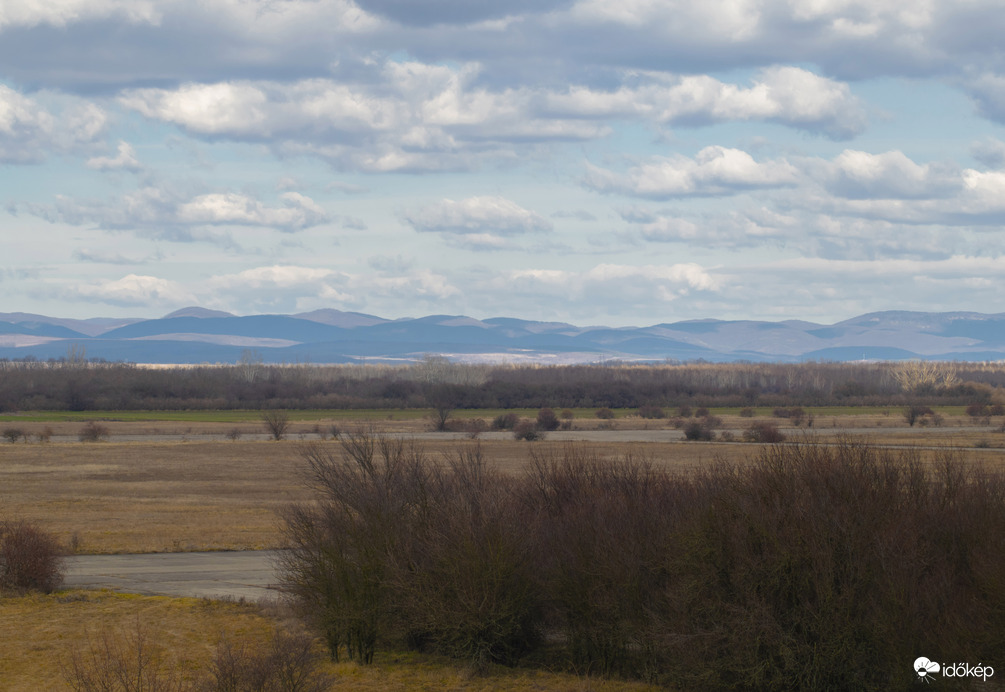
[64,550,283,601]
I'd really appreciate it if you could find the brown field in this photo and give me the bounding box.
[2,412,1004,554]
[2,410,1005,690]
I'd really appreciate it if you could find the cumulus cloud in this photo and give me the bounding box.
[817,150,960,199]
[118,65,611,171]
[0,0,160,30]
[116,60,868,172]
[402,196,552,238]
[545,67,867,139]
[177,192,327,230]
[507,262,718,309]
[790,153,1005,225]
[28,187,329,235]
[70,274,194,307]
[4,0,1005,99]
[0,85,106,163]
[86,140,142,171]
[204,264,459,313]
[585,146,799,198]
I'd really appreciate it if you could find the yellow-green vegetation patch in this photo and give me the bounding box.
[0,590,273,691]
[0,590,657,692]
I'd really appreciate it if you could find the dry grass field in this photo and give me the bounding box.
[0,591,658,692]
[2,411,1004,554]
[2,409,1004,690]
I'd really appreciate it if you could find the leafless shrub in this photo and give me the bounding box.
[513,421,544,441]
[389,445,541,666]
[36,426,53,443]
[279,432,429,664]
[637,405,665,419]
[742,421,786,443]
[594,407,615,420]
[2,427,24,443]
[78,421,110,442]
[536,407,560,431]
[903,404,934,427]
[225,427,243,441]
[63,619,184,692]
[0,518,64,593]
[739,407,755,417]
[202,628,334,692]
[278,432,1005,689]
[262,410,291,440]
[682,420,715,441]
[491,413,519,430]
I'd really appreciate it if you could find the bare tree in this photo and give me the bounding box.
[262,410,291,440]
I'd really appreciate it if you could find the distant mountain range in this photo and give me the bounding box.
[2,307,1005,364]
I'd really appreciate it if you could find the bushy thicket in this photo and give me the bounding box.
[0,358,999,412]
[281,435,1005,690]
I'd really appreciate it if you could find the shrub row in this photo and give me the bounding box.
[280,436,1005,690]
[1,360,1001,412]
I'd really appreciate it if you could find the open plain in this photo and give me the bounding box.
[3,406,1005,690]
[2,408,1005,554]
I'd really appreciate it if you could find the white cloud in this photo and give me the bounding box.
[585,146,799,198]
[791,155,1005,225]
[29,187,328,235]
[402,196,552,237]
[177,192,327,230]
[545,67,866,139]
[818,149,959,199]
[71,274,194,307]
[86,140,141,171]
[202,264,460,313]
[117,61,866,172]
[507,261,718,308]
[0,0,160,30]
[0,85,106,163]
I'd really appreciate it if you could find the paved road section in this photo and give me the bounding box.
[64,550,283,601]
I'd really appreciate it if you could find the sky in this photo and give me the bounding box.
[4,0,1005,327]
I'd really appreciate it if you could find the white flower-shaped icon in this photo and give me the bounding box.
[914,657,940,682]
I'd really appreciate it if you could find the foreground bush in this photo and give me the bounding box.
[0,518,64,593]
[281,436,1005,689]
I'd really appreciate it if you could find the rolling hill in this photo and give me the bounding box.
[1,308,1004,364]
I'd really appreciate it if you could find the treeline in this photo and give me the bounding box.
[281,436,1005,690]
[0,357,999,412]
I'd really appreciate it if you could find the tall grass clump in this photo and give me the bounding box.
[280,435,1005,689]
